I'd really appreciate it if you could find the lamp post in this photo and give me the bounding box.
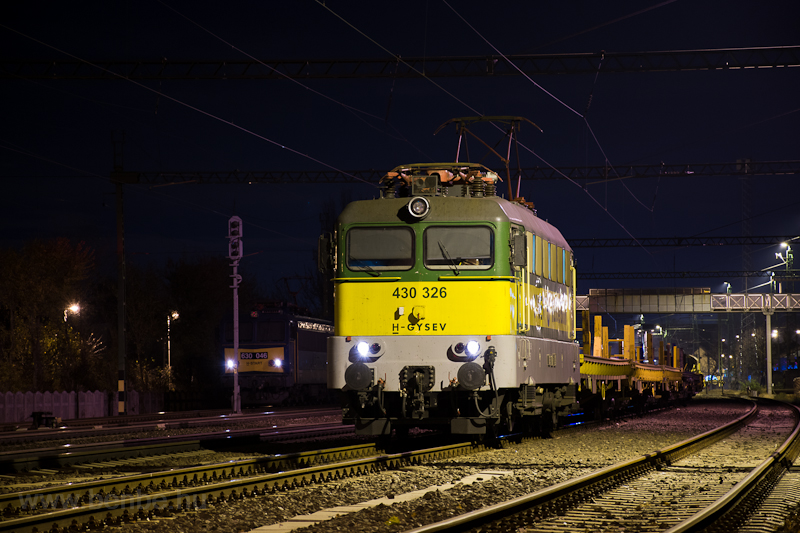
[780,242,794,293]
[728,354,733,387]
[167,311,179,391]
[63,304,80,363]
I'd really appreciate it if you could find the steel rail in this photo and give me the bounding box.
[0,442,377,520]
[664,400,800,532]
[0,440,488,533]
[0,408,341,441]
[0,411,331,446]
[0,421,352,473]
[405,399,758,533]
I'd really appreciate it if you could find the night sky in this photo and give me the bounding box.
[2,1,799,298]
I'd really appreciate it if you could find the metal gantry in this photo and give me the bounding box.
[3,46,799,80]
[112,160,800,186]
[568,236,795,248]
[577,270,787,280]
[575,290,800,313]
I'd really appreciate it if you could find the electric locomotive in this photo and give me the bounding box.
[221,301,333,406]
[320,162,580,435]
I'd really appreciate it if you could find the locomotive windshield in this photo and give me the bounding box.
[424,226,493,270]
[347,227,414,271]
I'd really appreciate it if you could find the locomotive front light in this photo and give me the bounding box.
[349,339,385,362]
[407,196,431,219]
[356,341,370,357]
[226,359,235,370]
[454,342,465,354]
[466,340,481,357]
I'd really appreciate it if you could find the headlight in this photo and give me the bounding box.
[349,339,385,362]
[407,197,430,219]
[466,340,481,356]
[454,342,465,354]
[356,341,370,357]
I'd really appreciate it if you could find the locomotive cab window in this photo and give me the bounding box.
[424,226,493,269]
[347,227,414,271]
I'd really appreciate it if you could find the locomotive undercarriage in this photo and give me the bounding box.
[331,334,581,436]
[577,377,699,420]
[342,382,577,436]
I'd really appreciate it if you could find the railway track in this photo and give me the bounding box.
[0,437,489,533]
[0,421,353,474]
[403,399,800,533]
[4,399,783,533]
[0,407,341,447]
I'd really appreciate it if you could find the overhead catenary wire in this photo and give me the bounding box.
[314,0,484,118]
[440,0,583,118]
[0,22,377,191]
[0,140,315,245]
[630,106,800,165]
[156,0,433,161]
[316,1,648,252]
[440,1,655,214]
[433,1,651,256]
[527,0,680,53]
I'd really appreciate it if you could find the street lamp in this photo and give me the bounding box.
[781,242,793,266]
[167,311,179,390]
[64,303,80,322]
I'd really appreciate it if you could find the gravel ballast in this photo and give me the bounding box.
[107,399,748,533]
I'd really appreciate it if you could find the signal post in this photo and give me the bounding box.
[227,216,243,414]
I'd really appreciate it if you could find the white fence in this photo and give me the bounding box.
[0,390,164,425]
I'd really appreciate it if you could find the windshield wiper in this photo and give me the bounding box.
[438,241,460,276]
[359,263,381,277]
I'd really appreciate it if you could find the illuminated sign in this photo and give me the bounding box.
[297,321,334,334]
[224,347,285,373]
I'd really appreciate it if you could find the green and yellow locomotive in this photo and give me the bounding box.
[321,162,580,435]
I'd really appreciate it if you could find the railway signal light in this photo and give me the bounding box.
[228,216,242,238]
[228,238,243,260]
[228,216,243,261]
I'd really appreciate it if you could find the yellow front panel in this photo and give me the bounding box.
[225,347,285,373]
[335,280,514,336]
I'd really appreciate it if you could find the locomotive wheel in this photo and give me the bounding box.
[501,402,521,434]
[540,409,557,438]
[502,410,521,435]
